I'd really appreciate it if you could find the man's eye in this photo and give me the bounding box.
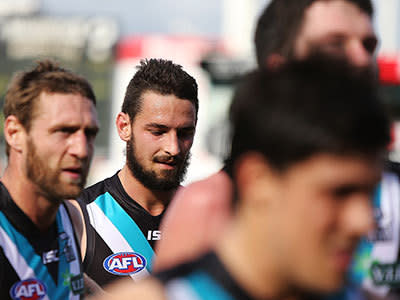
[151,131,164,136]
[178,129,195,139]
[59,128,75,134]
[333,186,356,198]
[323,42,345,53]
[363,38,377,54]
[85,128,98,140]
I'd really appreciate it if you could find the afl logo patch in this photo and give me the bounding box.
[10,278,47,300]
[103,252,146,275]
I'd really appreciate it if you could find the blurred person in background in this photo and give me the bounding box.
[72,58,198,289]
[155,0,378,271]
[92,56,390,300]
[0,60,99,299]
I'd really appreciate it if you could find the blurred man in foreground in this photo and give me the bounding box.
[0,60,99,299]
[93,57,390,300]
[155,0,378,272]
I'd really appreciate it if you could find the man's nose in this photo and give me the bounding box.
[163,131,180,156]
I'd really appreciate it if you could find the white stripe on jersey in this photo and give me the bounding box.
[87,202,150,281]
[0,226,51,300]
[59,204,81,300]
[165,278,202,300]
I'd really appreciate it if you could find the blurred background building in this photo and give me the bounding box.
[0,0,399,184]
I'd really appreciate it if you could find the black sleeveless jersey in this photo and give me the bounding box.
[156,251,365,300]
[157,251,257,300]
[0,182,84,300]
[78,172,163,287]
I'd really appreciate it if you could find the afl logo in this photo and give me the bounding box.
[10,278,47,300]
[103,252,147,275]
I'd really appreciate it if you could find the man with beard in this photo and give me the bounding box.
[0,60,99,300]
[77,58,198,288]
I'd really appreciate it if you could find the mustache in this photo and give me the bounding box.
[153,154,184,165]
[61,159,89,172]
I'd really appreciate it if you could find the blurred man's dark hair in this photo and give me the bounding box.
[229,56,389,179]
[254,0,373,66]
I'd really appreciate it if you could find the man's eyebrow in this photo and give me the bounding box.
[145,123,169,130]
[50,123,80,131]
[179,125,196,131]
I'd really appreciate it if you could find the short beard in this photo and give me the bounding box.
[26,138,86,202]
[126,138,190,191]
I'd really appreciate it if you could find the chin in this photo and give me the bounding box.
[299,270,346,295]
[313,276,345,294]
[57,186,84,200]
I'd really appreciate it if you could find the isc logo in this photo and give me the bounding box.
[103,252,147,275]
[10,279,47,300]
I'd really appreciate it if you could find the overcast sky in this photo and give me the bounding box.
[39,0,223,37]
[33,0,399,51]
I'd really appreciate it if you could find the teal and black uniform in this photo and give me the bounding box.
[157,251,257,300]
[349,161,400,299]
[157,251,368,300]
[0,182,84,300]
[79,172,163,287]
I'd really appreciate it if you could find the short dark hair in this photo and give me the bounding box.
[254,0,373,66]
[4,59,96,155]
[229,56,390,173]
[122,58,199,123]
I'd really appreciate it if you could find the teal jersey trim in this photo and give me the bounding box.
[186,271,235,300]
[93,192,155,271]
[0,211,73,299]
[349,184,381,284]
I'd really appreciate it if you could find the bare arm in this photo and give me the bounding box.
[154,171,233,271]
[65,200,106,295]
[65,199,87,260]
[87,278,166,300]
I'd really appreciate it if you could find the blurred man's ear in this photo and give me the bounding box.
[265,53,286,70]
[234,152,281,209]
[4,115,26,154]
[116,112,132,142]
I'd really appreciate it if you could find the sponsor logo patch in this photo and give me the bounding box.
[10,278,47,300]
[70,274,85,295]
[370,261,400,286]
[103,252,146,275]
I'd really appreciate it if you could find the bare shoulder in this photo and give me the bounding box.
[64,199,87,259]
[154,170,233,271]
[174,170,233,210]
[188,170,231,192]
[64,199,84,233]
[89,278,166,300]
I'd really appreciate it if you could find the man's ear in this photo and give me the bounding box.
[4,115,26,153]
[116,112,132,142]
[234,152,281,207]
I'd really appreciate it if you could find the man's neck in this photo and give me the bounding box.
[1,166,59,232]
[215,218,305,300]
[118,166,176,216]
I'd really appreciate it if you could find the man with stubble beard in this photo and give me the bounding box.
[0,60,99,300]
[76,58,198,288]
